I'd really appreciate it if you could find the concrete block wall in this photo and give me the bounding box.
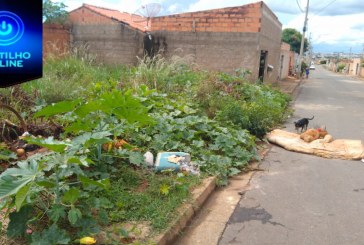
[67,2,282,83]
[151,2,262,33]
[279,42,291,79]
[153,31,260,78]
[43,24,71,59]
[258,2,282,82]
[289,51,295,75]
[349,58,361,76]
[71,24,143,65]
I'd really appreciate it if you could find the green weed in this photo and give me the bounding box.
[107,165,200,231]
[22,55,122,103]
[0,53,292,243]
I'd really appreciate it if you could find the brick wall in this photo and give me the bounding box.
[43,24,71,59]
[69,6,115,24]
[68,2,282,83]
[257,2,282,82]
[151,2,262,33]
[71,24,143,65]
[279,42,291,79]
[360,67,364,78]
[349,58,361,76]
[289,51,295,75]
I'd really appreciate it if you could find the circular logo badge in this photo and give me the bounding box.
[0,11,24,46]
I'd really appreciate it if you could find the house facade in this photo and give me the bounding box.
[68,1,282,83]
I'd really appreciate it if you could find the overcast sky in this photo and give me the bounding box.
[59,0,364,54]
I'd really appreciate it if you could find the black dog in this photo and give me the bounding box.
[294,116,314,132]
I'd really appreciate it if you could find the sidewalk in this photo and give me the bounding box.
[159,77,301,245]
[274,76,301,95]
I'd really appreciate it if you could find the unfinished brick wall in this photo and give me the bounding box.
[43,24,71,59]
[280,42,291,79]
[257,3,282,82]
[68,2,282,83]
[151,2,262,33]
[150,2,282,83]
[68,6,115,24]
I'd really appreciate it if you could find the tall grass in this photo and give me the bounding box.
[22,45,123,103]
[130,53,202,92]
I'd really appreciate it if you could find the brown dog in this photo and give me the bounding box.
[300,127,328,143]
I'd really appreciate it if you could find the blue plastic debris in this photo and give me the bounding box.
[155,152,199,175]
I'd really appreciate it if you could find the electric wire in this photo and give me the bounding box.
[312,0,337,15]
[296,0,305,13]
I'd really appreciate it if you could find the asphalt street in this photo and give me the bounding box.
[219,66,364,245]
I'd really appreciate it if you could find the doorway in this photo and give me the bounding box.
[258,50,268,82]
[143,32,154,57]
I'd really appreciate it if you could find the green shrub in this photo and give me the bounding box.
[197,78,290,139]
[0,55,293,243]
[337,64,346,72]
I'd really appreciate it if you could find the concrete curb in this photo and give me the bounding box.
[152,81,299,244]
[154,176,217,245]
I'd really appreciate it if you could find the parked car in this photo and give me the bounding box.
[309,65,315,70]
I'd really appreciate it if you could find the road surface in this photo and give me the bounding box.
[219,66,364,244]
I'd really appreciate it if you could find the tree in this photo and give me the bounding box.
[282,28,309,54]
[43,0,68,24]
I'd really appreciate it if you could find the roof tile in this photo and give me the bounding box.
[83,4,148,31]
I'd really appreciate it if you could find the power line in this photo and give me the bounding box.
[296,0,305,13]
[312,0,337,15]
[308,0,338,23]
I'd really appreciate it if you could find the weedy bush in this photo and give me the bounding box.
[0,87,156,244]
[0,54,291,243]
[336,64,346,72]
[130,53,199,92]
[193,72,291,139]
[22,46,123,103]
[0,85,256,243]
[216,83,291,139]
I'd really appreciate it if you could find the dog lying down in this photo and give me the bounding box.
[267,129,364,160]
[300,126,334,143]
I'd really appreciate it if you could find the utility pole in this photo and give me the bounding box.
[297,0,310,79]
[349,47,352,60]
[309,32,312,64]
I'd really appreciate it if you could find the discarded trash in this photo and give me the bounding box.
[155,152,199,175]
[144,151,154,167]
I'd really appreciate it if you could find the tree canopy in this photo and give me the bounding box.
[282,28,309,54]
[43,0,68,24]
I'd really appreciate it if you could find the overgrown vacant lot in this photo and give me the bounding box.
[0,52,291,244]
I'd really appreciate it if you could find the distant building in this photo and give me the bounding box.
[279,42,295,79]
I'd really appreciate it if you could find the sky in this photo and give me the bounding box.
[58,0,364,54]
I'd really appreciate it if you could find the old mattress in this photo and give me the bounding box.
[267,129,364,160]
